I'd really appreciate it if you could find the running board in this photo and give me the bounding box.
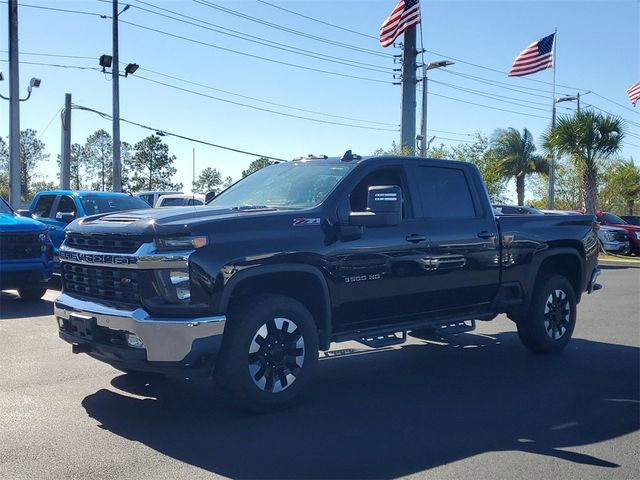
[356,331,407,348]
[410,319,476,339]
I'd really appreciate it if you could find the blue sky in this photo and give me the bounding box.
[1,0,639,201]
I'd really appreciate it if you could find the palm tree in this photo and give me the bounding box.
[543,110,625,214]
[491,128,548,206]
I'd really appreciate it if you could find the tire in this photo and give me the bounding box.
[17,286,48,301]
[517,274,577,353]
[214,294,319,412]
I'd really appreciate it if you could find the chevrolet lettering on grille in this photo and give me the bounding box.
[60,250,138,266]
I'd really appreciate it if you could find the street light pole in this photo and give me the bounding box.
[8,0,20,207]
[112,0,121,192]
[419,60,454,157]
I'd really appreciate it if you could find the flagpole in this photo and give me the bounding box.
[548,27,557,209]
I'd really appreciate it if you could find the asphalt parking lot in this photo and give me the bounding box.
[0,265,638,480]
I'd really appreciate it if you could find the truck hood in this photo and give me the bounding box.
[0,212,47,232]
[69,205,280,236]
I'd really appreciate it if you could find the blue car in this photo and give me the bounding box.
[0,196,54,300]
[26,191,152,262]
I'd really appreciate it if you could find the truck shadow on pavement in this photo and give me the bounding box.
[0,292,54,320]
[82,332,639,479]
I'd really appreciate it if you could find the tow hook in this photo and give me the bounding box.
[72,343,90,354]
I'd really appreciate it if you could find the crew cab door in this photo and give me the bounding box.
[328,165,431,330]
[407,163,500,313]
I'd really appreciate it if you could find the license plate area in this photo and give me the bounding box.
[68,314,96,340]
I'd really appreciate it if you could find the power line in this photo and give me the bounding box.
[426,91,549,119]
[440,70,555,98]
[191,0,393,59]
[581,103,640,128]
[0,58,101,72]
[120,19,394,84]
[128,0,392,74]
[0,1,108,18]
[133,74,399,131]
[256,0,379,41]
[139,67,398,127]
[72,104,290,162]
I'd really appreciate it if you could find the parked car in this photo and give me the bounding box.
[595,211,640,255]
[55,154,601,411]
[155,193,205,207]
[135,191,183,207]
[541,210,631,255]
[24,191,151,261]
[0,196,53,300]
[494,205,544,215]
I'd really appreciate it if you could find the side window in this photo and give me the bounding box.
[187,198,203,206]
[415,166,477,218]
[55,196,77,217]
[349,167,408,218]
[32,195,56,218]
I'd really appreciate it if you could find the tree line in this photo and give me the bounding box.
[2,110,637,214]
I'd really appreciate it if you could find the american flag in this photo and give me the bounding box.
[508,33,555,77]
[627,81,640,107]
[379,0,421,48]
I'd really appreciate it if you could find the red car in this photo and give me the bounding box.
[595,211,640,255]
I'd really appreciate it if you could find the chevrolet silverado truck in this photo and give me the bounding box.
[1,196,53,300]
[55,154,601,410]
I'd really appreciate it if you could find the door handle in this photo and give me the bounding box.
[477,230,496,239]
[406,234,427,243]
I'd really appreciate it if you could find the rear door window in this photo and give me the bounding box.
[32,195,56,218]
[414,166,477,218]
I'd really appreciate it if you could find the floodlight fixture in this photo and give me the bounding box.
[124,63,139,77]
[99,54,113,72]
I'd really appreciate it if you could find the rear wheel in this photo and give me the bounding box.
[517,274,576,353]
[215,295,319,412]
[17,286,47,301]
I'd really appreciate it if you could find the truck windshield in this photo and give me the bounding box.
[79,195,151,215]
[603,212,628,225]
[209,162,351,210]
[0,197,14,215]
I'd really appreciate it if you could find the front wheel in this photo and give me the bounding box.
[517,274,577,353]
[215,295,319,412]
[17,286,48,301]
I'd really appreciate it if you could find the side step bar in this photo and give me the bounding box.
[351,319,478,348]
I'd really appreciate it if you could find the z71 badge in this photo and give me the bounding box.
[293,218,321,226]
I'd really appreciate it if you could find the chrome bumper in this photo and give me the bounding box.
[54,293,226,362]
[588,267,602,294]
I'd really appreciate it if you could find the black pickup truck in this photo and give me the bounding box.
[55,154,601,410]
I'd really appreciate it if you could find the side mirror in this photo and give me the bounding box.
[16,209,33,218]
[205,191,216,203]
[55,212,76,223]
[349,185,402,227]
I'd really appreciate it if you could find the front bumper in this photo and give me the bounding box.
[54,293,226,368]
[588,267,602,294]
[0,258,53,289]
[600,239,631,254]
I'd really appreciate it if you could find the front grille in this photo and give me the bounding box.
[65,233,145,254]
[614,231,628,242]
[62,263,141,304]
[0,233,41,260]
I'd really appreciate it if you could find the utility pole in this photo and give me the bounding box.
[60,93,72,189]
[112,0,122,192]
[400,28,417,154]
[8,0,21,208]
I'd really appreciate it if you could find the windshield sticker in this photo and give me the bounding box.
[293,218,321,226]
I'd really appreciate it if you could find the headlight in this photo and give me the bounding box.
[155,236,208,251]
[39,232,51,254]
[635,232,640,240]
[604,231,616,241]
[154,269,191,303]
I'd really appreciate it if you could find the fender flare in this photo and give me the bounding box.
[220,264,333,350]
[522,247,585,311]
